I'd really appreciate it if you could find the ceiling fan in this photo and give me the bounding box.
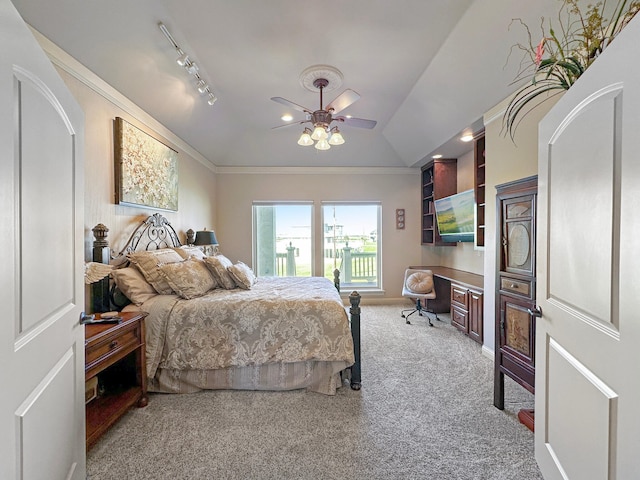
[271,65,377,150]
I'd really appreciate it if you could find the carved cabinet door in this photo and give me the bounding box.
[493,176,537,411]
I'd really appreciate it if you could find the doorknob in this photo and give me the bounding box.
[528,306,543,318]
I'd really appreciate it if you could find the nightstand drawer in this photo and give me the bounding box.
[86,328,139,367]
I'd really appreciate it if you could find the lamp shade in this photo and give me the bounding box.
[194,229,219,245]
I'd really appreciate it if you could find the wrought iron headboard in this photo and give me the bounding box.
[91,213,182,311]
[112,213,181,265]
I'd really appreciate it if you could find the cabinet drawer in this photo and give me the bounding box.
[451,305,468,332]
[86,329,139,367]
[451,285,469,309]
[500,277,532,298]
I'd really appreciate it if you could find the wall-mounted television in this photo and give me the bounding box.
[434,189,475,243]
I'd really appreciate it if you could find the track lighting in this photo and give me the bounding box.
[159,22,217,107]
[176,52,189,66]
[185,62,199,75]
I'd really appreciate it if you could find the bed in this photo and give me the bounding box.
[90,213,361,395]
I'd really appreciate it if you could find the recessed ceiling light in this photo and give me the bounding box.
[281,114,293,122]
[460,133,474,142]
[432,154,443,159]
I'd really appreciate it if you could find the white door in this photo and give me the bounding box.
[0,1,85,479]
[536,16,640,480]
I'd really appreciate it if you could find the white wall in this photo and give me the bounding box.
[215,168,421,301]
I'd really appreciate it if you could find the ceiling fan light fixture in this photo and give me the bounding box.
[298,128,313,146]
[311,125,328,141]
[328,127,345,145]
[271,65,376,152]
[315,138,331,150]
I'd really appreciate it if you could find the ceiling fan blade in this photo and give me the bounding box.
[326,89,360,114]
[335,116,377,129]
[271,97,313,114]
[271,120,308,129]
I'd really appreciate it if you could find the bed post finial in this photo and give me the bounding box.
[349,291,361,391]
[91,223,111,313]
[186,228,195,245]
[333,269,340,292]
[92,223,109,248]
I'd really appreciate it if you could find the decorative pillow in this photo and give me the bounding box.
[158,259,217,299]
[172,245,207,260]
[204,254,237,289]
[111,267,158,305]
[227,261,257,290]
[128,248,184,294]
[406,271,434,294]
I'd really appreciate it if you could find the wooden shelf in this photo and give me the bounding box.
[421,158,457,246]
[474,133,486,248]
[86,386,141,447]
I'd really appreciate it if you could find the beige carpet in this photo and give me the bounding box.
[87,304,541,480]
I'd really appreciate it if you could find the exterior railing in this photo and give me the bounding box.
[276,242,297,276]
[340,244,376,283]
[276,242,376,283]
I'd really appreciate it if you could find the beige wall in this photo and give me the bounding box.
[215,169,421,301]
[482,93,562,354]
[57,69,217,259]
[34,33,218,311]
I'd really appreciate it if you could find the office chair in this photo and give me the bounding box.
[401,268,439,326]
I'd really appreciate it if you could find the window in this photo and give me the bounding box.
[253,203,313,277]
[322,203,381,290]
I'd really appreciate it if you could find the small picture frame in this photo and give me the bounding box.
[396,208,405,230]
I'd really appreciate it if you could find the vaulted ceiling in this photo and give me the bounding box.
[11,0,565,168]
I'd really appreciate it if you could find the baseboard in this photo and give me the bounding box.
[482,345,494,361]
[341,297,407,306]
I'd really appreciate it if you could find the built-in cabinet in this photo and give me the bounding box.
[494,176,537,425]
[474,133,486,248]
[450,283,483,344]
[421,158,457,245]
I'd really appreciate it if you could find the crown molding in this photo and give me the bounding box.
[215,166,420,175]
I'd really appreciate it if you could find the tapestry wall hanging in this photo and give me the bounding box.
[114,117,178,211]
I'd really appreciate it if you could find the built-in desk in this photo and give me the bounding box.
[409,266,485,344]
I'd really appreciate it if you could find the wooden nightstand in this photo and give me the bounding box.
[85,311,148,449]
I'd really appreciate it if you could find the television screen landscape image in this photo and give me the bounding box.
[434,189,475,242]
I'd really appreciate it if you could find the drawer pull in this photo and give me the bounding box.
[510,283,518,288]
[109,340,119,349]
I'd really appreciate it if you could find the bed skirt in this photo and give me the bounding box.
[148,360,351,396]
